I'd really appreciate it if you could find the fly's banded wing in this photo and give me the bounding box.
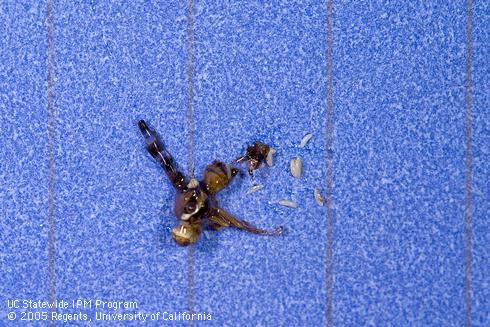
[208,206,283,236]
[138,120,187,191]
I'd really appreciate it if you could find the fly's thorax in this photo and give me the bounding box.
[174,181,209,222]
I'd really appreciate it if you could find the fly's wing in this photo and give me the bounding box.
[207,207,283,236]
[138,120,187,191]
[207,208,230,231]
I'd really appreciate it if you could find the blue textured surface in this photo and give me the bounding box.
[53,0,189,318]
[334,2,468,325]
[0,1,488,326]
[0,0,49,305]
[472,2,490,326]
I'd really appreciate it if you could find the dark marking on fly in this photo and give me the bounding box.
[235,141,274,175]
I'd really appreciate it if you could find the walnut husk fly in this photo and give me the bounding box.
[138,120,283,246]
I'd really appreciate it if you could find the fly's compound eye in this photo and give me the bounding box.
[184,202,197,214]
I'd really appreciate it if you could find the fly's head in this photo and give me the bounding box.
[172,178,209,246]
